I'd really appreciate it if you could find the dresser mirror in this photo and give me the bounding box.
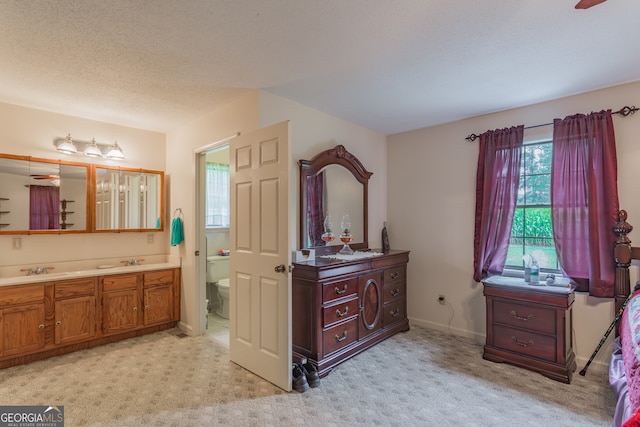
[94,166,164,231]
[299,145,372,252]
[0,154,90,233]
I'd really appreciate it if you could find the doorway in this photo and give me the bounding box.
[197,143,230,347]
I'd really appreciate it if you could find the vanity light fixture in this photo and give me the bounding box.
[105,141,125,160]
[83,138,102,158]
[54,135,126,160]
[56,134,78,155]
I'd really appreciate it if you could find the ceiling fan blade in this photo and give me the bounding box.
[575,0,607,9]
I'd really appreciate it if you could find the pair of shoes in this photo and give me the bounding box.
[300,361,320,388]
[292,364,309,392]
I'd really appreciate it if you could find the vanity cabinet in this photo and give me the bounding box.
[0,284,45,357]
[0,267,180,369]
[54,277,97,345]
[292,250,409,377]
[102,274,139,335]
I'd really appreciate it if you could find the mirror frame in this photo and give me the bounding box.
[0,154,91,235]
[92,165,165,233]
[299,145,372,253]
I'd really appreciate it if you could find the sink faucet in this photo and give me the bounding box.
[124,259,140,266]
[24,266,50,275]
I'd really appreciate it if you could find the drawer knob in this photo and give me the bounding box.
[390,272,399,279]
[335,330,348,342]
[510,310,534,321]
[390,289,400,297]
[335,284,348,295]
[511,336,534,347]
[55,321,62,326]
[133,306,138,311]
[390,308,399,317]
[336,306,349,317]
[39,324,45,329]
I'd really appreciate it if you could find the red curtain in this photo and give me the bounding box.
[473,125,524,282]
[552,110,619,297]
[30,185,60,230]
[306,172,325,247]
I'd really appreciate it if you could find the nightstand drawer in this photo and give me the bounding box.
[322,279,357,303]
[323,298,358,327]
[493,299,556,334]
[323,318,357,356]
[493,324,556,361]
[384,267,405,284]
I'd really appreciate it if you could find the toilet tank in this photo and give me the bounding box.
[207,255,229,283]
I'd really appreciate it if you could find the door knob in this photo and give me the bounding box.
[274,264,286,273]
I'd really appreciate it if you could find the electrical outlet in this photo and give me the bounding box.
[438,295,445,305]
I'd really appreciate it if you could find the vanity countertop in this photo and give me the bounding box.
[0,262,180,287]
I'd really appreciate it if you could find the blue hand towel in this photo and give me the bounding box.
[170,217,184,246]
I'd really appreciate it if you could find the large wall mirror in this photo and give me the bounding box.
[299,145,372,252]
[94,166,164,231]
[0,154,90,233]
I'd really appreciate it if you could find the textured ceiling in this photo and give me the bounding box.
[0,0,639,135]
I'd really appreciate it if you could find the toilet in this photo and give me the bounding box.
[206,255,230,319]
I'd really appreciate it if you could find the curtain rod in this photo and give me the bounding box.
[464,105,638,142]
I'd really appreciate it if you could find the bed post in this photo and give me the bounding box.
[614,210,633,322]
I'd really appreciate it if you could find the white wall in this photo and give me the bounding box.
[387,80,640,371]
[0,102,168,268]
[258,91,388,251]
[165,91,259,334]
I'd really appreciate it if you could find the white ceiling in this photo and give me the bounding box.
[1,1,639,135]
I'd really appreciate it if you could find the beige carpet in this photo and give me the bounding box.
[0,324,615,426]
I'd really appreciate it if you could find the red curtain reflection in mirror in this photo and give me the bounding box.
[30,185,60,230]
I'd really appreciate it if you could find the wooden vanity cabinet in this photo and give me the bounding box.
[54,277,97,345]
[0,267,180,369]
[293,250,409,377]
[0,284,45,357]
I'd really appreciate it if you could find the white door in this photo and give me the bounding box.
[229,121,292,391]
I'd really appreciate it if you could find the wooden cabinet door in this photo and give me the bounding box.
[143,285,173,326]
[1,303,45,357]
[358,271,383,340]
[55,296,96,345]
[102,290,139,335]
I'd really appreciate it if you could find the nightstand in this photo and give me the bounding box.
[482,276,576,383]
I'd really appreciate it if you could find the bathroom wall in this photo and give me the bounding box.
[387,80,640,370]
[0,101,168,269]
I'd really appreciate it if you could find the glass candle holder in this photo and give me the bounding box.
[321,213,335,245]
[338,214,354,255]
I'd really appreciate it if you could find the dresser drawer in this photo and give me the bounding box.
[323,298,358,328]
[383,299,405,326]
[384,267,405,284]
[383,281,406,303]
[322,278,357,303]
[55,278,96,299]
[493,299,556,334]
[103,274,138,292]
[323,318,358,356]
[493,324,556,361]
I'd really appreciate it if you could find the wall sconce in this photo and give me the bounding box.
[54,134,125,160]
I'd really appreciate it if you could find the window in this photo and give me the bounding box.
[505,140,560,272]
[205,162,230,228]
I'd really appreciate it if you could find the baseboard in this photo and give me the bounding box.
[177,321,194,336]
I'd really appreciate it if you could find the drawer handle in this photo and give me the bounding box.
[335,284,348,295]
[390,308,399,317]
[336,306,349,317]
[511,336,534,347]
[335,330,348,342]
[510,310,534,321]
[390,289,400,297]
[390,272,399,279]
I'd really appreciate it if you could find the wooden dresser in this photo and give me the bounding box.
[292,249,409,377]
[482,277,576,383]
